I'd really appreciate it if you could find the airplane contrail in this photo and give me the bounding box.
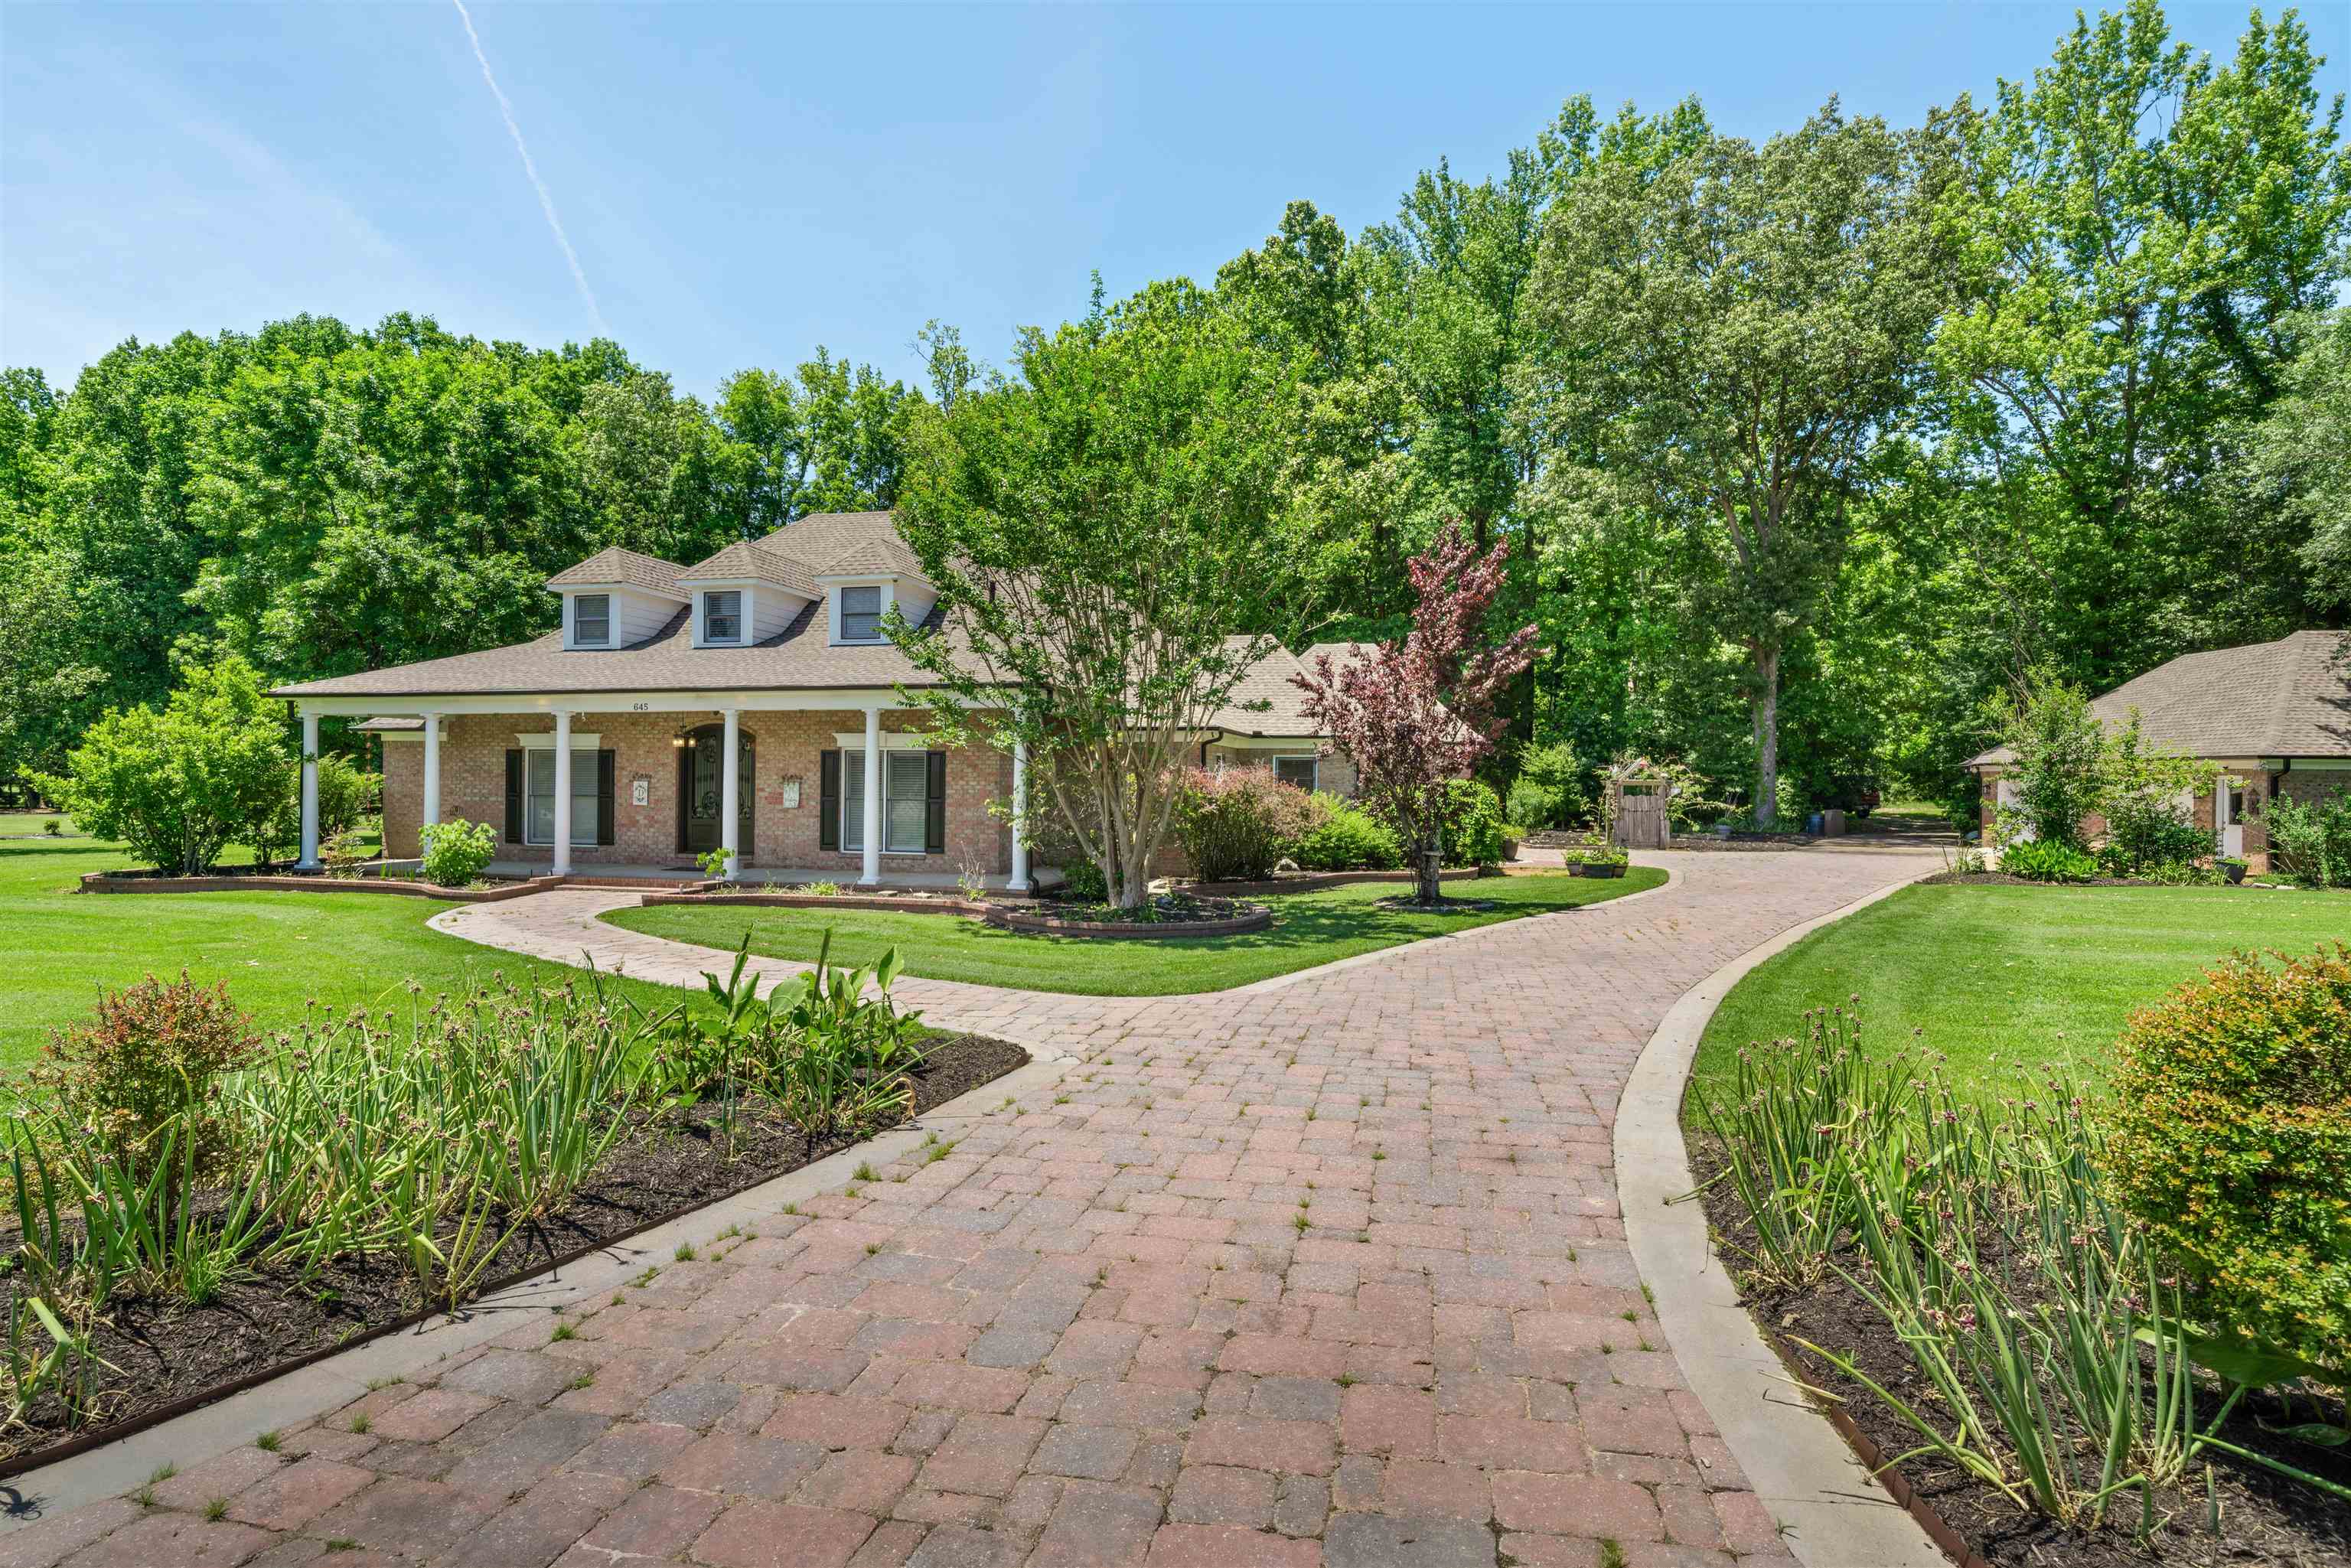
[450,0,608,334]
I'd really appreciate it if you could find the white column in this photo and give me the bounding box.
[719,708,741,880]
[1007,735,1032,892]
[551,710,574,876]
[859,706,882,886]
[420,712,442,830]
[296,709,321,869]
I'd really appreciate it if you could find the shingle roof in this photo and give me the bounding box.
[678,540,819,598]
[352,716,422,732]
[545,546,687,596]
[1199,640,1375,736]
[1966,631,2351,766]
[817,535,926,579]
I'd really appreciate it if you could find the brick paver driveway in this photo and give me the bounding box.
[11,846,1934,1568]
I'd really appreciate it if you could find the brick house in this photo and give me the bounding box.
[276,511,1361,887]
[1965,630,2351,873]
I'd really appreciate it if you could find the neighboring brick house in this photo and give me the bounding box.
[278,511,1361,887]
[1965,630,2351,873]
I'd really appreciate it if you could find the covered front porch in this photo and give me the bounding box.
[296,690,1033,890]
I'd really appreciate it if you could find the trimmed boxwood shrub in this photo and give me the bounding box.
[2103,944,2351,1377]
[1290,796,1401,870]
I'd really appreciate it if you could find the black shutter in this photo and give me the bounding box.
[819,749,840,851]
[676,742,692,853]
[504,750,524,843]
[925,751,947,854]
[596,751,616,846]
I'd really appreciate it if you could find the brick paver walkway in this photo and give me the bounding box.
[9,846,1934,1568]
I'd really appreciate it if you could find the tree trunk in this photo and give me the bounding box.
[1416,822,1445,906]
[1750,644,1780,828]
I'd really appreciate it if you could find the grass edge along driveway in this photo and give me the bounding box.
[2,835,696,1070]
[1687,880,2351,1107]
[602,867,1669,996]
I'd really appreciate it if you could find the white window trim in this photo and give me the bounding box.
[698,588,749,647]
[841,748,934,856]
[522,746,602,847]
[827,579,895,645]
[1272,754,1319,791]
[570,593,611,649]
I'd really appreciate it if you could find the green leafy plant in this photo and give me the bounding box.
[2263,789,2351,889]
[2001,838,2098,883]
[419,817,497,888]
[253,754,374,866]
[1991,671,2105,850]
[1288,796,1401,871]
[696,846,737,883]
[34,654,289,875]
[2103,944,2351,1384]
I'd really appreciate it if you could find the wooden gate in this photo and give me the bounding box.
[1612,778,1670,849]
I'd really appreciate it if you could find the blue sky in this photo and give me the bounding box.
[5,2,2344,399]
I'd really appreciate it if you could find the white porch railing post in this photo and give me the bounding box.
[552,710,573,876]
[860,706,882,887]
[420,712,442,832]
[720,707,741,880]
[296,708,321,869]
[1008,735,1032,892]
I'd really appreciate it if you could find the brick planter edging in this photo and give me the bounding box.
[638,888,1003,916]
[1184,866,1492,898]
[982,904,1273,939]
[77,870,567,904]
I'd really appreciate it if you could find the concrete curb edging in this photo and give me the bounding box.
[1616,869,1948,1568]
[0,1047,1081,1531]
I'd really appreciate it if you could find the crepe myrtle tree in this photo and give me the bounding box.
[893,278,1310,908]
[1294,522,1543,905]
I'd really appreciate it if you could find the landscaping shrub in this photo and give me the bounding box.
[2265,788,2351,888]
[34,655,288,875]
[2000,837,2098,882]
[253,754,373,865]
[1171,765,1315,882]
[2104,944,2351,1379]
[1427,777,1508,866]
[25,972,259,1193]
[1290,796,1402,870]
[1055,859,1110,901]
[1991,670,2105,848]
[2096,717,2217,875]
[419,817,497,886]
[1508,741,1595,829]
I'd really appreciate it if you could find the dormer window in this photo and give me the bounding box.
[703,590,743,644]
[572,594,610,647]
[839,585,883,642]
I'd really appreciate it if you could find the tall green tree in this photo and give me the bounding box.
[895,280,1309,907]
[1932,0,2350,683]
[1528,105,1942,820]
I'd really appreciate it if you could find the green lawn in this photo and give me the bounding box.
[1690,882,2350,1107]
[0,833,689,1069]
[603,867,1669,996]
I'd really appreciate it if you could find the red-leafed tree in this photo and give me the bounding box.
[1293,522,1544,905]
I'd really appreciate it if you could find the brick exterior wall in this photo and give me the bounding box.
[380,741,422,859]
[380,710,1013,874]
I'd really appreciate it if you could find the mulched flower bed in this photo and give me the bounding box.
[993,890,1273,939]
[0,1032,1028,1475]
[1689,1133,2351,1568]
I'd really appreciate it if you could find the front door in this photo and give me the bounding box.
[678,726,755,858]
[2218,779,2244,858]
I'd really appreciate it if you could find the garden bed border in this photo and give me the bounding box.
[1183,865,1492,898]
[1616,861,1949,1568]
[637,887,1009,914]
[0,1041,1071,1524]
[982,902,1273,938]
[78,869,567,902]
